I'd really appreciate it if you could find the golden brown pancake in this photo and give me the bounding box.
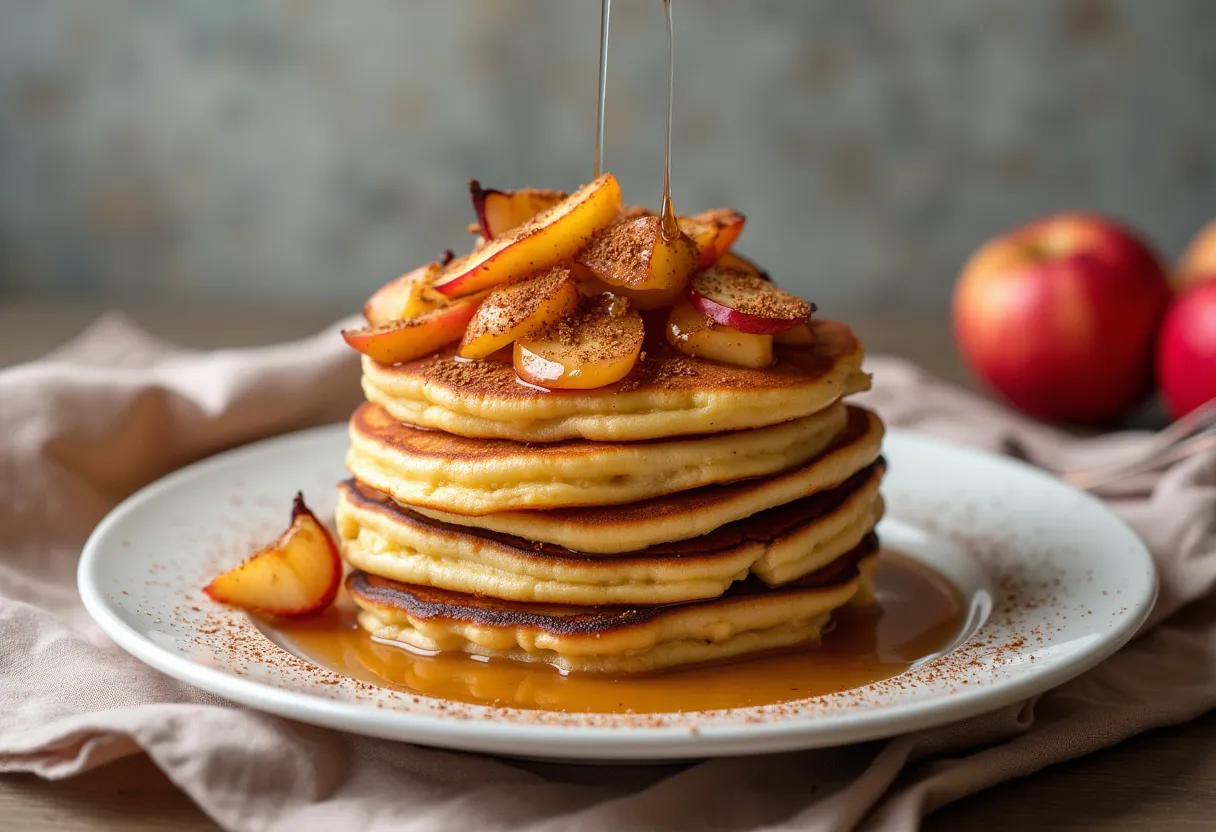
[335,463,884,605]
[407,405,884,552]
[346,399,848,516]
[347,537,878,674]
[360,319,869,442]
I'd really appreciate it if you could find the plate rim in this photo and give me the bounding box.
[77,422,1158,759]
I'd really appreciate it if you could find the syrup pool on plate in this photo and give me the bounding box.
[257,550,966,714]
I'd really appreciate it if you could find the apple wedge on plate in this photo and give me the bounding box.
[203,494,341,617]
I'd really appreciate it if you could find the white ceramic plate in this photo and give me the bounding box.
[78,425,1156,760]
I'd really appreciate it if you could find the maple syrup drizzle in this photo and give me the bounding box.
[658,0,680,241]
[260,551,968,714]
[594,0,611,179]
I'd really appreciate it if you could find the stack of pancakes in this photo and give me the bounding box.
[335,319,887,675]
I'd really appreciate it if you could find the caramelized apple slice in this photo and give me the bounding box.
[716,250,771,282]
[679,209,746,269]
[363,256,447,326]
[203,494,341,617]
[434,174,623,297]
[774,322,815,345]
[666,298,773,369]
[514,295,644,389]
[688,268,811,335]
[343,292,484,364]
[577,216,698,291]
[458,267,581,359]
[469,180,568,239]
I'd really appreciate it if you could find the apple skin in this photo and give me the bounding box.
[953,212,1172,424]
[1177,218,1216,291]
[1156,279,1216,419]
[687,269,808,335]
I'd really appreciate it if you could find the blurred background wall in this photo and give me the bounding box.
[1,0,1214,314]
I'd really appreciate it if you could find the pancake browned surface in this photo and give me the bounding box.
[335,462,885,605]
[346,398,849,516]
[347,537,878,674]
[407,405,883,552]
[361,320,869,442]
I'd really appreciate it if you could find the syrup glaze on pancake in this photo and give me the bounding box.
[360,320,869,442]
[345,399,848,516]
[347,535,876,636]
[409,405,884,552]
[335,465,884,604]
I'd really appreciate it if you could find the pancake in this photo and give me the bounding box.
[347,537,879,674]
[361,319,869,442]
[346,399,849,516]
[407,405,884,553]
[335,463,884,605]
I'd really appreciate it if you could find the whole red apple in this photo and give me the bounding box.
[953,212,1171,423]
[1157,279,1216,419]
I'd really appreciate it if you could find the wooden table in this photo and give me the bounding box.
[2,299,1214,830]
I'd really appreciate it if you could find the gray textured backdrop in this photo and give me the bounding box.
[2,0,1215,313]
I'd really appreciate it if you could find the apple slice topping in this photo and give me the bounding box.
[203,493,341,617]
[433,174,623,298]
[577,216,698,291]
[679,209,746,269]
[666,298,774,369]
[687,267,811,335]
[469,180,568,240]
[363,253,455,327]
[774,322,815,345]
[458,267,581,359]
[661,296,773,364]
[514,294,644,389]
[716,250,771,282]
[343,291,485,364]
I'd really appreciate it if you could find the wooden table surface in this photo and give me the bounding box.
[2,298,1214,831]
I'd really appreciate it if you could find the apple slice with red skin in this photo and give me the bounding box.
[469,180,568,240]
[435,174,623,298]
[458,267,581,359]
[679,209,746,269]
[203,493,341,617]
[514,295,644,389]
[666,298,773,368]
[343,291,486,364]
[688,267,812,335]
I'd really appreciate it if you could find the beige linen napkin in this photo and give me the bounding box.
[2,315,1214,831]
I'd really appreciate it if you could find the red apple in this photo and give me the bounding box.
[1157,279,1216,419]
[687,268,811,334]
[1176,218,1216,291]
[953,212,1172,423]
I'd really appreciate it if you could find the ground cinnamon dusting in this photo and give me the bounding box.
[578,217,658,286]
[694,269,810,320]
[463,267,571,341]
[537,295,641,364]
